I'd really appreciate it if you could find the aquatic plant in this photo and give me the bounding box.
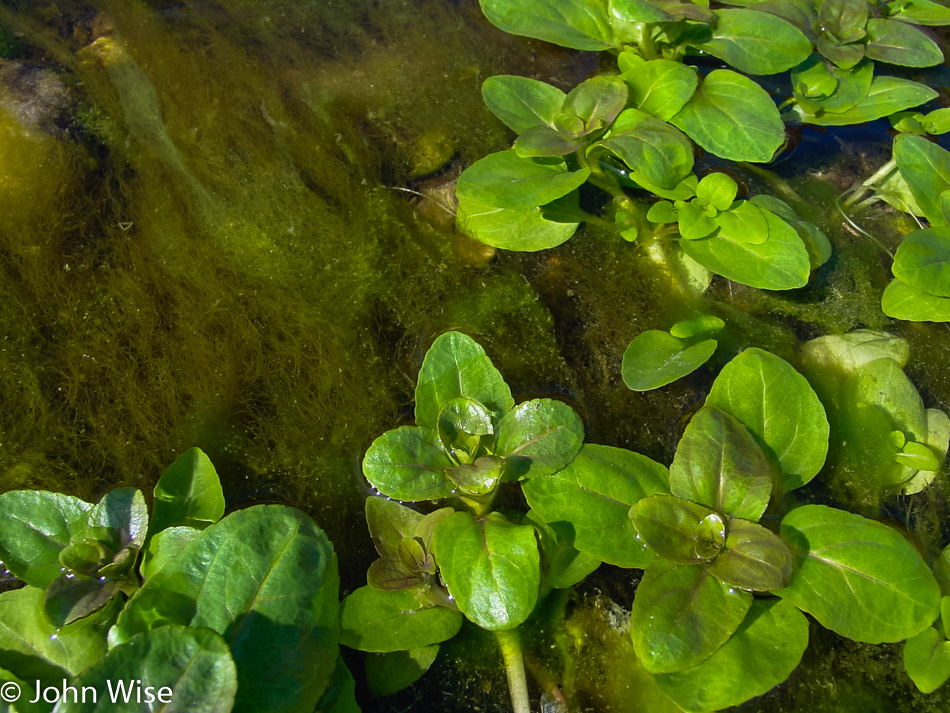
[455,0,948,295]
[0,448,351,713]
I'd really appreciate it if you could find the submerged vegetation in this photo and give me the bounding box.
[0,0,949,711]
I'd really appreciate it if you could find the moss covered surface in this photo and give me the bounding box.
[0,1,948,711]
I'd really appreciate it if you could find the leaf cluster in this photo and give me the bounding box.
[0,449,351,713]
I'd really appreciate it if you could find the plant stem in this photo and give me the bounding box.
[634,22,659,60]
[495,628,531,713]
[843,157,897,209]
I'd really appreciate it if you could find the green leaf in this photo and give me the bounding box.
[456,150,590,210]
[0,586,115,678]
[631,559,753,673]
[654,599,809,711]
[697,9,811,74]
[621,330,717,391]
[432,511,540,630]
[680,208,812,290]
[56,626,237,713]
[620,56,698,121]
[44,575,122,628]
[819,0,868,39]
[481,75,566,133]
[514,125,584,157]
[150,447,225,534]
[0,491,92,588]
[802,329,910,373]
[791,56,873,114]
[141,525,201,580]
[563,75,628,131]
[340,587,462,652]
[85,487,148,559]
[892,228,950,297]
[524,514,601,590]
[610,0,675,24]
[850,357,928,441]
[316,656,360,713]
[438,397,493,453]
[446,455,505,496]
[478,0,616,51]
[456,194,579,251]
[888,0,950,26]
[495,399,584,480]
[366,645,439,697]
[111,505,341,713]
[749,194,832,268]
[676,201,719,240]
[669,314,724,340]
[865,18,944,67]
[799,76,938,126]
[714,200,770,245]
[924,107,950,134]
[630,495,725,565]
[707,519,794,591]
[598,109,694,189]
[670,407,776,521]
[362,426,454,501]
[365,497,424,557]
[696,173,738,211]
[415,331,513,432]
[882,278,950,321]
[904,626,950,693]
[779,504,941,643]
[895,440,940,470]
[522,444,669,567]
[670,70,784,163]
[706,348,829,491]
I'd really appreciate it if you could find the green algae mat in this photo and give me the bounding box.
[1,1,950,711]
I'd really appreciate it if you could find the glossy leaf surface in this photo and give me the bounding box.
[699,9,811,74]
[621,330,717,391]
[882,278,950,321]
[112,505,341,713]
[432,511,540,630]
[456,150,590,210]
[362,426,454,501]
[340,587,462,652]
[892,228,950,298]
[456,194,579,251]
[800,76,937,126]
[904,626,950,693]
[707,519,793,591]
[631,559,752,673]
[865,18,944,67]
[366,645,439,698]
[478,0,616,51]
[599,109,693,189]
[495,399,584,479]
[654,599,809,711]
[522,443,668,567]
[779,505,941,643]
[481,75,566,133]
[151,447,226,534]
[670,407,775,521]
[620,56,698,121]
[670,70,784,162]
[706,348,829,491]
[630,495,724,565]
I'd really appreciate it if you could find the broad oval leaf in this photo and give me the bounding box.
[522,443,669,567]
[85,487,148,558]
[696,173,738,211]
[904,626,950,693]
[706,348,829,492]
[366,645,440,698]
[707,519,793,591]
[495,398,584,480]
[714,200,770,245]
[365,497,424,558]
[151,447,225,534]
[620,56,698,121]
[598,109,694,189]
[481,75,566,133]
[456,150,590,210]
[670,407,776,521]
[670,70,784,162]
[340,587,462,652]
[478,0,617,51]
[882,278,950,322]
[415,331,514,431]
[142,526,201,580]
[654,599,809,711]
[631,559,753,673]
[698,9,812,75]
[802,329,910,373]
[563,75,628,129]
[896,134,950,227]
[779,504,941,643]
[889,0,950,26]
[111,505,341,713]
[432,511,540,630]
[362,426,454,501]
[892,228,950,298]
[456,194,579,251]
[680,208,811,290]
[850,356,928,441]
[791,55,873,114]
[621,330,717,391]
[865,18,944,67]
[799,76,938,126]
[0,491,92,589]
[55,626,236,713]
[630,495,723,565]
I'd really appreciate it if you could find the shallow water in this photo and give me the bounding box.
[0,1,948,711]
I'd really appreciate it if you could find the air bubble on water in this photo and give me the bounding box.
[50,634,58,641]
[728,588,735,594]
[65,573,75,579]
